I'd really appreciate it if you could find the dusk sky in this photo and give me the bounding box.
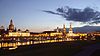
[0,0,100,32]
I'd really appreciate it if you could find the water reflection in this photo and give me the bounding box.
[0,36,94,50]
[0,41,34,50]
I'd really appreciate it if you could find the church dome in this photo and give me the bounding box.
[9,19,14,31]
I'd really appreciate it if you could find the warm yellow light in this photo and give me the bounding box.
[9,46,17,50]
[8,32,30,37]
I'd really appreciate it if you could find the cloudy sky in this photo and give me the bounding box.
[0,0,100,32]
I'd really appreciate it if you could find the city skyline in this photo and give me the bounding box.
[0,0,100,32]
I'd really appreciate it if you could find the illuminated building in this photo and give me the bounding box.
[36,33,49,37]
[50,27,63,37]
[33,30,63,37]
[69,23,73,34]
[9,19,14,32]
[8,28,30,37]
[67,23,80,37]
[54,27,62,33]
[50,32,62,36]
[0,26,5,35]
[5,19,30,37]
[67,23,74,36]
[8,32,30,37]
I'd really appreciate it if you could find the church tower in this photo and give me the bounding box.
[69,23,73,34]
[9,19,14,32]
[63,24,66,36]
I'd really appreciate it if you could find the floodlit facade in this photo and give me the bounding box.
[8,19,15,32]
[0,19,88,38]
[8,32,30,37]
[5,19,30,37]
[67,23,74,36]
[50,32,62,36]
[34,33,49,37]
[32,23,88,37]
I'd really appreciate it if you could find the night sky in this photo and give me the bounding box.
[0,0,100,32]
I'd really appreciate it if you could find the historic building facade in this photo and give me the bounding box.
[6,19,30,37]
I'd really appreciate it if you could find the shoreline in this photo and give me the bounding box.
[1,40,100,56]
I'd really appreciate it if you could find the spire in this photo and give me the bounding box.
[69,22,73,34]
[63,24,66,34]
[10,19,13,25]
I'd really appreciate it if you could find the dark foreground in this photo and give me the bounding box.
[0,40,100,56]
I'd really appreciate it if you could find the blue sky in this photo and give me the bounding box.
[0,0,100,32]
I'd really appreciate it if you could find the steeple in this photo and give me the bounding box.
[69,23,73,33]
[69,23,72,31]
[63,24,66,36]
[10,19,13,25]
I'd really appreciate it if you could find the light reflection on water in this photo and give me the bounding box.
[0,41,34,50]
[0,38,80,50]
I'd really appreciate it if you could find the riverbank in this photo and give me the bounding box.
[1,40,100,56]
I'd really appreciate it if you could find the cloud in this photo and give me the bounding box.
[42,10,63,15]
[43,6,100,24]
